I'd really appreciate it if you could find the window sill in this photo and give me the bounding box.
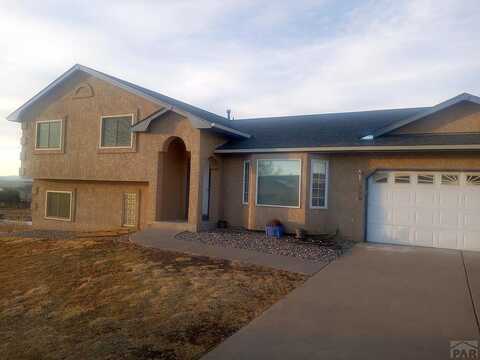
[255,204,301,209]
[34,148,64,155]
[97,146,137,154]
[44,216,72,222]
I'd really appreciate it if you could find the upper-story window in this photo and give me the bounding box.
[36,120,62,149]
[100,114,133,148]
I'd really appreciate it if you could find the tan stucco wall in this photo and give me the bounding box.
[32,179,148,231]
[221,151,480,241]
[393,102,480,134]
[20,72,227,231]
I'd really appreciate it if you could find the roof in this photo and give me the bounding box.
[7,64,250,139]
[7,64,480,152]
[216,95,480,152]
[216,107,429,151]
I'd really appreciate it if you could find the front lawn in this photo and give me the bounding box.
[0,232,305,360]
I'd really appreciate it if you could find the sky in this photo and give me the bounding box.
[1,0,479,176]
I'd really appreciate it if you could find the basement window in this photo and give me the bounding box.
[45,191,72,221]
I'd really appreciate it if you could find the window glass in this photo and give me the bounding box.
[257,160,301,207]
[101,116,132,147]
[418,174,435,184]
[36,121,61,149]
[242,161,250,204]
[46,192,71,220]
[394,174,410,184]
[466,175,480,186]
[441,174,459,185]
[374,173,388,183]
[311,159,328,208]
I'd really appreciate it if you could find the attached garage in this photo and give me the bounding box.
[367,171,480,251]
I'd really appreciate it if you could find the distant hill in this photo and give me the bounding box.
[0,176,32,203]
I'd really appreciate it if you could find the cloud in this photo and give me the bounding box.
[0,0,479,175]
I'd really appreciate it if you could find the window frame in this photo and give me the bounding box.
[99,114,134,149]
[35,119,63,150]
[44,190,73,221]
[310,158,329,209]
[255,158,302,209]
[242,160,250,205]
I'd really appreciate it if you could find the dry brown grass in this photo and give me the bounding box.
[0,234,306,360]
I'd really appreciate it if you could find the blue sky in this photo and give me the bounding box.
[1,0,479,175]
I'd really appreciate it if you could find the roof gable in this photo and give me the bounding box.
[371,93,480,138]
[7,64,250,139]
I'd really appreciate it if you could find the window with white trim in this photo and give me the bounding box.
[36,120,62,149]
[310,159,328,208]
[100,115,133,148]
[45,191,72,220]
[257,159,301,207]
[242,160,250,204]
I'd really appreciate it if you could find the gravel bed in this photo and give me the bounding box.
[176,228,353,262]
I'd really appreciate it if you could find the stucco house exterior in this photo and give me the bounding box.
[7,64,480,251]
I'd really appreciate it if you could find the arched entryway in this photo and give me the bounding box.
[160,137,190,221]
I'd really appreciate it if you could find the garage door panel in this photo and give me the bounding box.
[464,212,480,231]
[367,171,480,252]
[393,190,413,205]
[464,191,480,210]
[414,209,435,227]
[415,190,436,207]
[413,229,435,247]
[438,191,463,208]
[438,231,462,249]
[465,232,480,251]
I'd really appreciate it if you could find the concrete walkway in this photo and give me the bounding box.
[131,228,328,275]
[203,244,480,360]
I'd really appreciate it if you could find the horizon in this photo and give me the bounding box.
[1,0,480,175]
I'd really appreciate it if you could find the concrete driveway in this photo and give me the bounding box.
[203,244,480,360]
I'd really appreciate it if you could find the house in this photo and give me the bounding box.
[7,64,480,251]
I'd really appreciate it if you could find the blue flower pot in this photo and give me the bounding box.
[265,225,284,238]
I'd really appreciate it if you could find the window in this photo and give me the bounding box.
[310,159,328,208]
[466,175,480,186]
[45,191,72,221]
[418,174,435,184]
[256,159,301,207]
[242,160,250,204]
[374,173,388,184]
[441,174,459,185]
[394,174,410,184]
[36,120,62,149]
[100,115,133,148]
[123,192,137,227]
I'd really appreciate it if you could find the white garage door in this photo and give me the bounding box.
[367,171,480,251]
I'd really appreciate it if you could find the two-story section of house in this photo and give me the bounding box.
[7,64,480,252]
[8,64,249,232]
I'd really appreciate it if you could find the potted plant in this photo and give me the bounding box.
[265,219,284,238]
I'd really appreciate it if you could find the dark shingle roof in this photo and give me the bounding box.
[217,107,433,150]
